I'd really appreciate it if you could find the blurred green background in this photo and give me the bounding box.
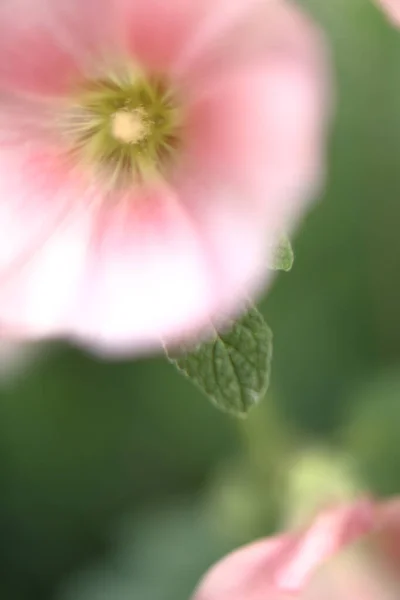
[2,1,400,598]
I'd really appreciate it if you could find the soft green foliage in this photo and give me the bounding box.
[60,503,231,600]
[343,371,400,496]
[167,306,272,416]
[269,235,294,272]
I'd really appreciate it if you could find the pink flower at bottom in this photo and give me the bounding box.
[194,498,400,600]
[192,500,375,600]
[0,0,330,355]
[304,498,400,599]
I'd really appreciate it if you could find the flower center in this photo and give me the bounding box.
[110,108,149,145]
[62,69,180,188]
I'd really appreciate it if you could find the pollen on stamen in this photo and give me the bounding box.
[111,108,149,145]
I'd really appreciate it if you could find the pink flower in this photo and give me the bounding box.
[0,0,329,354]
[194,498,400,600]
[376,0,400,25]
[192,500,375,600]
[304,499,400,599]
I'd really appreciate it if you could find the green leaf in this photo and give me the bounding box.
[166,307,273,417]
[270,235,294,272]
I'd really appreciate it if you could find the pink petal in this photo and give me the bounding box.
[373,498,400,574]
[174,1,327,86]
[304,498,400,599]
[184,59,326,235]
[173,177,277,329]
[0,156,272,352]
[0,138,95,335]
[0,0,119,96]
[118,0,262,75]
[192,500,374,600]
[71,186,214,350]
[70,183,262,353]
[0,210,93,337]
[376,0,400,25]
[304,549,400,600]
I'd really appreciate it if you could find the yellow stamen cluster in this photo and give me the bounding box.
[62,69,181,189]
